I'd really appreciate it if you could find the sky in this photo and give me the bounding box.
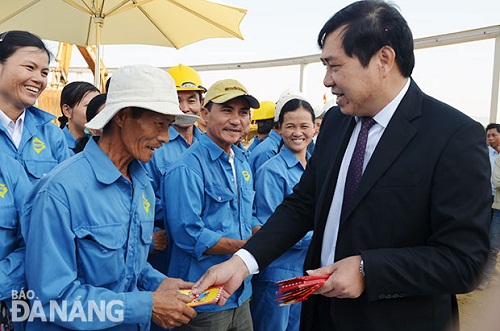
[50,0,500,124]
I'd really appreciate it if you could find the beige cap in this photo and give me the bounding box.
[203,79,259,109]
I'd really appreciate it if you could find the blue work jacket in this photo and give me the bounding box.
[0,155,31,296]
[0,156,31,331]
[21,138,164,331]
[248,135,267,152]
[143,125,203,221]
[61,126,76,155]
[162,134,255,312]
[253,146,312,281]
[248,129,281,174]
[0,107,70,183]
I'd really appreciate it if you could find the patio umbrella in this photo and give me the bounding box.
[0,0,248,88]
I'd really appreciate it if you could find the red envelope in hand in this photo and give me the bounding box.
[275,275,330,306]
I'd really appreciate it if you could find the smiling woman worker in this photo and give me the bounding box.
[251,95,316,331]
[0,30,70,183]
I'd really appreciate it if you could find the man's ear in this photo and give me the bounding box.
[113,108,130,128]
[200,106,209,124]
[61,104,72,119]
[378,45,397,76]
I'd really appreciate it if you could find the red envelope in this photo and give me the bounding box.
[275,274,330,305]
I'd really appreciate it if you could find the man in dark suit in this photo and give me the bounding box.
[192,1,491,330]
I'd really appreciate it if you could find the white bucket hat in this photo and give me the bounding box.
[274,90,306,122]
[86,64,199,130]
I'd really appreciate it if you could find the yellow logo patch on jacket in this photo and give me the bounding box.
[0,183,8,198]
[142,193,151,214]
[32,137,46,154]
[242,170,251,182]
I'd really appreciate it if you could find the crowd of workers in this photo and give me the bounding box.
[0,1,495,331]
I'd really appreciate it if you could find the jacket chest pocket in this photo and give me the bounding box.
[138,219,154,259]
[75,224,127,287]
[204,186,235,231]
[24,159,58,180]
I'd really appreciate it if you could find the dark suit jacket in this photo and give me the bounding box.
[244,80,491,331]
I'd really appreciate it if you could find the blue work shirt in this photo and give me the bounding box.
[162,134,255,313]
[247,135,267,152]
[61,126,76,155]
[248,129,281,174]
[143,125,203,221]
[234,141,250,159]
[21,138,164,331]
[0,155,31,294]
[253,146,312,281]
[0,107,70,184]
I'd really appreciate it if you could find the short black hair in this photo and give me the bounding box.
[318,0,414,77]
[486,123,500,133]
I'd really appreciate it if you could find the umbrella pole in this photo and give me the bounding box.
[94,17,104,90]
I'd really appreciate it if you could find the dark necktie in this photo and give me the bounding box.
[340,116,376,221]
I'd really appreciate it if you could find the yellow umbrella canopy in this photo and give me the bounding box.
[0,0,248,87]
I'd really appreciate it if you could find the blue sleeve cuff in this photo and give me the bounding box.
[122,291,153,325]
[194,229,222,260]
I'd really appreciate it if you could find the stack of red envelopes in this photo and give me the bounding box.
[275,274,330,306]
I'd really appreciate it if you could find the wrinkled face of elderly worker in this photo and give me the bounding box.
[115,107,175,163]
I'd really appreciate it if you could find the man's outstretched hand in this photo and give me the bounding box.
[192,255,250,306]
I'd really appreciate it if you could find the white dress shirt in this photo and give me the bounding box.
[321,79,410,266]
[0,109,26,149]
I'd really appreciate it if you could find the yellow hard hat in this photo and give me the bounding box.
[252,101,275,121]
[167,64,206,92]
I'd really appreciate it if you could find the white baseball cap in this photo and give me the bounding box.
[86,64,199,130]
[274,91,306,122]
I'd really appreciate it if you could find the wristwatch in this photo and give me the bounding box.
[359,259,366,277]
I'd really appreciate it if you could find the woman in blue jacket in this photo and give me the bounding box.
[58,81,100,154]
[0,30,70,183]
[251,96,316,331]
[0,156,32,331]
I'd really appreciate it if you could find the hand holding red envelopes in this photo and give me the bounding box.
[179,286,224,307]
[276,275,330,306]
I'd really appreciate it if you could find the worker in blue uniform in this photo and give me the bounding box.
[247,100,275,152]
[58,81,100,155]
[145,64,206,331]
[0,155,32,331]
[21,65,199,331]
[248,90,304,174]
[251,96,316,331]
[162,79,260,330]
[0,30,70,183]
